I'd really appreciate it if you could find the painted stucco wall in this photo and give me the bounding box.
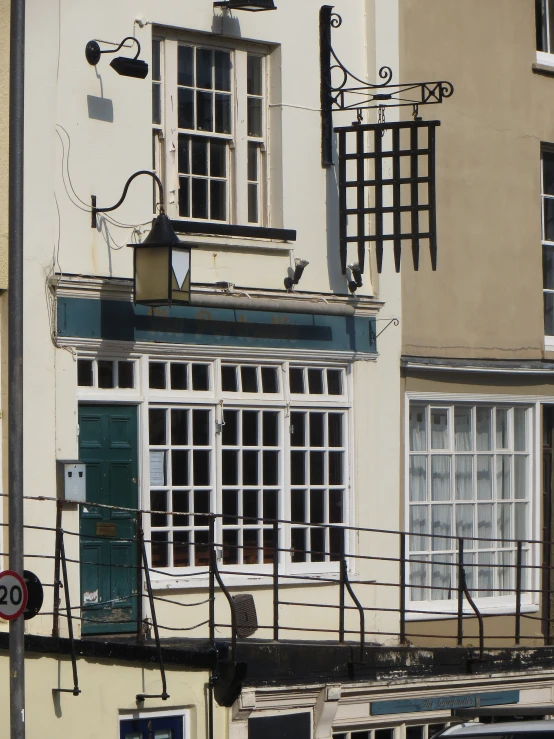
[15,0,405,646]
[0,651,215,739]
[400,0,546,360]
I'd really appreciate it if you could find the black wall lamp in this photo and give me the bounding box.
[91,171,193,306]
[214,0,276,11]
[85,36,148,79]
[347,262,363,293]
[284,258,309,291]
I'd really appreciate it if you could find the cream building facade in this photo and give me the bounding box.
[3,1,554,738]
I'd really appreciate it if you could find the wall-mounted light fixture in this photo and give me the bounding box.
[347,262,363,293]
[284,258,309,291]
[85,36,149,79]
[91,171,193,305]
[214,0,276,11]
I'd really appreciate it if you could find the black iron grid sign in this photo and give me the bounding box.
[336,119,440,274]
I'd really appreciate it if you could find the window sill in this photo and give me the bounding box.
[406,602,538,621]
[545,336,554,351]
[170,220,297,243]
[533,53,554,76]
[151,568,359,591]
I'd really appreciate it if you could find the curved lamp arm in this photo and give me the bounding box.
[86,36,142,65]
[91,170,164,229]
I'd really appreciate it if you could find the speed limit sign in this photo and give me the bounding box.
[0,571,28,620]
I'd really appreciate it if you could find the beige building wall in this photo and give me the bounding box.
[0,650,215,739]
[399,0,547,360]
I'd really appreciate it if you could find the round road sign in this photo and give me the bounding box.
[0,570,28,621]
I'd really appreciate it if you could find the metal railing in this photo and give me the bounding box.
[4,493,554,685]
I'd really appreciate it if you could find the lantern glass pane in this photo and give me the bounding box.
[171,247,192,304]
[135,247,170,304]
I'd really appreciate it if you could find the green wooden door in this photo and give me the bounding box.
[79,404,139,635]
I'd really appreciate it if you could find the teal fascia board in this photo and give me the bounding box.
[370,690,520,716]
[57,297,377,354]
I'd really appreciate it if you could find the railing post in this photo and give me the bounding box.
[52,500,63,638]
[59,532,81,696]
[457,538,464,647]
[136,510,144,644]
[209,516,215,646]
[339,534,345,643]
[400,532,406,645]
[136,525,169,701]
[273,520,279,642]
[515,541,523,646]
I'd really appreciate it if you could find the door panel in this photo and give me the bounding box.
[79,405,139,634]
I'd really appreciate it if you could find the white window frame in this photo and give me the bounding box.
[404,392,540,620]
[119,709,190,739]
[154,31,270,227]
[76,351,354,586]
[542,145,554,347]
[537,0,554,66]
[143,357,351,581]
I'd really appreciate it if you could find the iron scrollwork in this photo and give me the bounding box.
[320,5,454,166]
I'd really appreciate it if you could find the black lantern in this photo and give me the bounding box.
[85,37,149,79]
[91,171,192,306]
[214,0,276,11]
[132,215,192,306]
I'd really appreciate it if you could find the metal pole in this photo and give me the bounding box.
[399,533,406,645]
[9,0,26,736]
[457,538,464,647]
[515,542,523,646]
[272,520,279,641]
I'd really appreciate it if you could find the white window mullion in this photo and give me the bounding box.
[234,50,249,225]
[164,39,179,220]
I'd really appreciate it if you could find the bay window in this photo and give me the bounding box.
[407,401,533,606]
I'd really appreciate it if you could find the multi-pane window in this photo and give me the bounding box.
[335,725,450,739]
[537,0,554,54]
[77,358,136,390]
[153,38,268,226]
[408,402,532,603]
[542,147,554,336]
[177,45,232,221]
[148,361,349,571]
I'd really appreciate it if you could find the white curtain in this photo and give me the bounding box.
[478,552,494,597]
[409,405,427,451]
[477,455,493,500]
[496,454,511,499]
[514,407,527,452]
[431,553,452,601]
[431,456,451,501]
[431,504,452,551]
[431,409,448,450]
[515,502,527,541]
[497,502,511,545]
[455,503,474,541]
[514,456,527,500]
[476,408,492,451]
[496,408,509,449]
[455,455,473,500]
[454,407,472,451]
[409,456,427,502]
[477,504,493,548]
[409,554,428,602]
[409,505,429,552]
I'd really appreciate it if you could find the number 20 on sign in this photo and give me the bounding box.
[0,570,28,620]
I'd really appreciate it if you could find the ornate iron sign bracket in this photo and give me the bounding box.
[320,5,454,166]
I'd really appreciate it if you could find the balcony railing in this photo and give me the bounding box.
[5,494,554,677]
